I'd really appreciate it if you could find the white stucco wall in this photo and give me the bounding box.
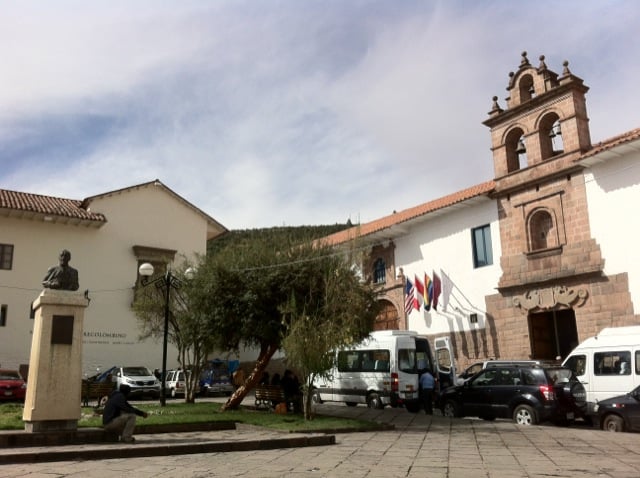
[394,198,502,336]
[584,149,640,313]
[0,183,216,376]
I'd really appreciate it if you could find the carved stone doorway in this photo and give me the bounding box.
[528,309,578,360]
[374,300,399,330]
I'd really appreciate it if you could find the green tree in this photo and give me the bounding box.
[133,262,213,403]
[281,254,379,419]
[193,231,378,411]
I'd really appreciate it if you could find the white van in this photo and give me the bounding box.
[562,326,640,415]
[312,330,455,413]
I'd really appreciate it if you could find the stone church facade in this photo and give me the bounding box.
[482,52,636,363]
[320,52,640,369]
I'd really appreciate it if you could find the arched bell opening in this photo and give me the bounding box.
[505,127,527,172]
[539,113,563,160]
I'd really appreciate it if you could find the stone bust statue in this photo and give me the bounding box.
[42,249,79,291]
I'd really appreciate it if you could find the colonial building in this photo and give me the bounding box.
[0,179,227,376]
[320,53,640,370]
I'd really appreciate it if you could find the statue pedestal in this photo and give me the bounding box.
[23,289,89,432]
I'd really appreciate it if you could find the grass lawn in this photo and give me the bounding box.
[0,401,381,433]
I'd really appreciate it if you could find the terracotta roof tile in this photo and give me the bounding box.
[319,180,496,246]
[0,189,106,222]
[580,127,640,160]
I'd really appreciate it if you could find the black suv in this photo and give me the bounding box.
[439,364,586,425]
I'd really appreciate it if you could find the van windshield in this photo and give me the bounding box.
[563,354,586,376]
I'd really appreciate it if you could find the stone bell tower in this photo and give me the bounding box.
[481,52,612,360]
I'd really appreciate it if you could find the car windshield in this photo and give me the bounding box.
[0,371,21,380]
[123,367,152,376]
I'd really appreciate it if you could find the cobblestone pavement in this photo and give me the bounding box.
[3,403,640,478]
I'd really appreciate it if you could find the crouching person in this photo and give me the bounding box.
[102,384,148,443]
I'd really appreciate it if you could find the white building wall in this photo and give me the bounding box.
[394,199,502,336]
[585,150,640,312]
[0,183,215,376]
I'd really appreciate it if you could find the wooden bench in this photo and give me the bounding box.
[254,385,285,410]
[82,380,115,408]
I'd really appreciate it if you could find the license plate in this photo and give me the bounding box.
[405,392,416,399]
[4,391,12,396]
[566,412,574,420]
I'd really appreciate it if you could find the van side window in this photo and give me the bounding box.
[594,351,631,375]
[564,354,586,376]
[361,352,376,372]
[436,348,452,374]
[636,351,640,375]
[415,338,434,373]
[338,349,390,372]
[338,351,360,372]
[398,349,416,372]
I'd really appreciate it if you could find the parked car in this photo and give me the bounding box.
[0,369,26,402]
[164,370,199,398]
[113,366,161,399]
[440,364,586,425]
[199,359,236,396]
[595,384,640,432]
[457,359,555,383]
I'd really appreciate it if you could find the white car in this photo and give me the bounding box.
[165,370,187,398]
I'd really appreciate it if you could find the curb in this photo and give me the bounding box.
[0,421,237,448]
[0,434,336,465]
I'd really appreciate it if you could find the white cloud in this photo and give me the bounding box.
[1,1,639,229]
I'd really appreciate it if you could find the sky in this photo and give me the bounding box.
[1,1,639,230]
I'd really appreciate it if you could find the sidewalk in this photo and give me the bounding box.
[2,402,640,478]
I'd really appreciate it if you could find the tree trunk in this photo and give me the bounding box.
[303,374,316,420]
[221,343,279,411]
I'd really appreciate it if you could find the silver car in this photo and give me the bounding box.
[114,366,161,398]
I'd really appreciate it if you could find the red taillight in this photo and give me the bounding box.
[539,384,555,401]
[391,372,399,392]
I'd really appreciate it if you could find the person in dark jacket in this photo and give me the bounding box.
[102,384,148,443]
[281,369,302,413]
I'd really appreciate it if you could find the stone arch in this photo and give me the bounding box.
[527,208,558,251]
[536,110,563,160]
[518,73,535,103]
[504,126,527,172]
[374,299,400,330]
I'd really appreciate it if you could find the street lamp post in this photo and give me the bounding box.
[138,263,194,407]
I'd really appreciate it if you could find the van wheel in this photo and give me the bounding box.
[442,400,460,418]
[513,404,537,425]
[345,402,358,407]
[602,414,625,432]
[98,395,108,408]
[367,393,384,409]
